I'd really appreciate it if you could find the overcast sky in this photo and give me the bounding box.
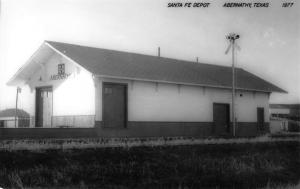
[0,0,299,110]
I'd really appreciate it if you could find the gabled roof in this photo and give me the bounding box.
[45,41,285,93]
[8,40,286,93]
[0,109,30,118]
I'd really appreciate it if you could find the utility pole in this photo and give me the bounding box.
[15,87,21,128]
[225,33,240,137]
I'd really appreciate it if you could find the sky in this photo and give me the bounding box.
[0,0,299,110]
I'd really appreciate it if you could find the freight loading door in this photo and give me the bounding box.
[213,103,230,135]
[103,83,127,128]
[257,107,264,131]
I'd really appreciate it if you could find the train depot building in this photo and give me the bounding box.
[2,41,285,139]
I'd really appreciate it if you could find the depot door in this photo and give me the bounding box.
[36,87,53,127]
[213,103,230,135]
[103,83,127,128]
[257,107,264,131]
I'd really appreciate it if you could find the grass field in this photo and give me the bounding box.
[0,141,299,189]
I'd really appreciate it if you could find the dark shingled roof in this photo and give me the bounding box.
[0,109,30,118]
[46,41,286,93]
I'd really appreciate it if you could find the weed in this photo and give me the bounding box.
[0,141,299,188]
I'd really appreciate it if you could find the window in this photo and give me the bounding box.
[58,64,65,75]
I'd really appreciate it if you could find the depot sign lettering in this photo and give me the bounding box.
[50,73,71,80]
[50,63,71,80]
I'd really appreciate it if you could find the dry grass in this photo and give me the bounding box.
[0,141,299,189]
[262,182,300,189]
[0,135,299,151]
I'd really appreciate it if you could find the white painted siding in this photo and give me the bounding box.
[95,78,270,123]
[0,117,18,128]
[235,91,269,122]
[20,53,95,127]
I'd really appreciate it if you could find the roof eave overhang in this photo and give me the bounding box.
[6,42,48,86]
[7,41,93,87]
[95,74,284,94]
[44,41,90,73]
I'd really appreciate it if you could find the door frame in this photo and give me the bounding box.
[102,82,128,128]
[257,107,265,131]
[213,102,230,134]
[35,86,53,127]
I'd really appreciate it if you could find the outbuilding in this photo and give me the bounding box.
[3,41,285,139]
[0,109,30,128]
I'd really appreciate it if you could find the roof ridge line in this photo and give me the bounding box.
[45,40,241,70]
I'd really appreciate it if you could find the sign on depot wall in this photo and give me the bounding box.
[50,63,71,80]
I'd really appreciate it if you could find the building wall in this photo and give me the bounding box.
[0,117,30,128]
[95,77,270,123]
[23,53,95,127]
[0,117,18,128]
[14,52,270,134]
